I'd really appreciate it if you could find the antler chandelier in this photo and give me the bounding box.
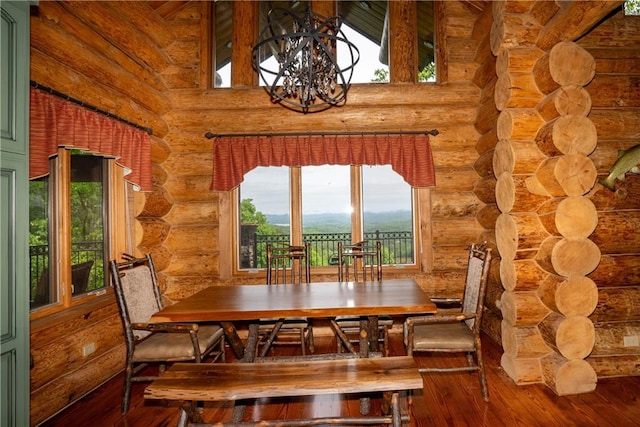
[252,7,360,113]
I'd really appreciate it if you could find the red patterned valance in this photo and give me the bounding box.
[29,88,152,191]
[211,133,436,191]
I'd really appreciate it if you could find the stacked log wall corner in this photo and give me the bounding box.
[577,8,640,380]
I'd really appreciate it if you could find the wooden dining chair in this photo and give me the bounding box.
[257,242,314,356]
[110,253,226,413]
[404,242,493,402]
[335,240,392,356]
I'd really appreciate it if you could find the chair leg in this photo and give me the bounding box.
[299,328,306,355]
[307,325,315,353]
[216,336,226,363]
[382,326,389,357]
[121,365,133,414]
[476,348,489,402]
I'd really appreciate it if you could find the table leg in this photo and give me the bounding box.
[241,323,260,363]
[359,317,369,358]
[358,317,370,414]
[368,315,379,353]
[221,321,244,360]
[233,322,262,422]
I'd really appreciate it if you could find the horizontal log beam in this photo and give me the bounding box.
[536,1,623,50]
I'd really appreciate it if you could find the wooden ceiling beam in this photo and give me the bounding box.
[536,0,624,50]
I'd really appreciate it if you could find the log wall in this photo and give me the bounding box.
[157,0,487,300]
[471,3,502,345]
[29,1,488,423]
[491,0,638,397]
[578,10,640,379]
[27,1,639,424]
[29,1,171,425]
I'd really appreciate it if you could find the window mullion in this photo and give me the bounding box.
[350,165,363,243]
[107,162,128,260]
[55,149,72,306]
[290,167,302,245]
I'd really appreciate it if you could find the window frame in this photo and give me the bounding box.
[29,148,133,320]
[211,0,438,89]
[230,164,426,278]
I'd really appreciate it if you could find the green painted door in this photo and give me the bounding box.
[1,2,30,425]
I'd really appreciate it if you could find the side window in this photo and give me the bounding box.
[29,149,130,313]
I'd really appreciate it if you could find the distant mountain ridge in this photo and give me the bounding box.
[267,210,411,231]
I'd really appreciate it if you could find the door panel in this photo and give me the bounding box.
[1,2,30,426]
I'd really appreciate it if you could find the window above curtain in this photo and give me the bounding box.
[29,87,152,191]
[211,133,436,191]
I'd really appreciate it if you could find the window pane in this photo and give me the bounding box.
[362,165,413,265]
[70,153,104,296]
[256,1,386,87]
[239,167,290,269]
[625,0,640,15]
[418,0,436,82]
[29,176,52,309]
[338,0,389,83]
[214,0,232,87]
[302,165,351,266]
[256,1,309,88]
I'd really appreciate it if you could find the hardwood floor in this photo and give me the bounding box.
[42,331,640,427]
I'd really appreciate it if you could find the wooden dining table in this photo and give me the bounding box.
[150,278,436,362]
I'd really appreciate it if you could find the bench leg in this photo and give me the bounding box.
[177,407,188,427]
[177,401,204,426]
[232,401,247,423]
[391,392,401,427]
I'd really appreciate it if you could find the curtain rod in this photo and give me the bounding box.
[205,129,439,139]
[30,81,153,135]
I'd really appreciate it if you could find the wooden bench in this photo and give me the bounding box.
[144,356,423,427]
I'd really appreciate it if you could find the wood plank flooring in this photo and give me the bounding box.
[41,331,640,427]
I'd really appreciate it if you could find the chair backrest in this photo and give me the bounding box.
[337,240,382,282]
[266,242,311,285]
[110,254,163,340]
[33,260,94,305]
[461,242,492,331]
[71,260,94,294]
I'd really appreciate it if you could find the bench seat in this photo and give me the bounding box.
[145,356,423,426]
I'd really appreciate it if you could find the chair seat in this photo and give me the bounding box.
[133,325,225,361]
[412,322,475,351]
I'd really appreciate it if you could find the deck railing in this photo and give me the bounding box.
[31,231,414,290]
[244,231,414,269]
[29,242,105,298]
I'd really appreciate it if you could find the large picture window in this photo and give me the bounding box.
[237,164,415,272]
